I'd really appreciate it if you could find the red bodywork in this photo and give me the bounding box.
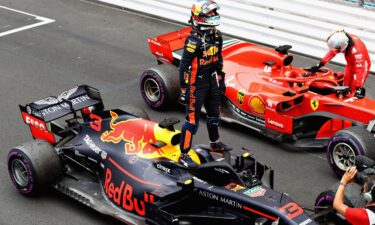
[147,27,375,146]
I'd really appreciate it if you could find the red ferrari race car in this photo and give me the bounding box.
[140,26,375,177]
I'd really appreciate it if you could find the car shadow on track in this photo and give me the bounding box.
[42,188,124,225]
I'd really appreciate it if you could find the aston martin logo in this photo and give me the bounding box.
[34,86,78,105]
[310,99,319,111]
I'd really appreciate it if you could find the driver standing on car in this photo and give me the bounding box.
[334,167,375,225]
[178,0,231,168]
[310,30,371,99]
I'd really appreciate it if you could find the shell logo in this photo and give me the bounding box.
[249,96,265,115]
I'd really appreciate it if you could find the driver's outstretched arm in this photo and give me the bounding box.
[333,167,357,215]
[321,49,339,65]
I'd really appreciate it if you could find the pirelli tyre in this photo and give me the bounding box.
[327,126,375,177]
[140,64,179,110]
[119,104,150,120]
[7,140,62,195]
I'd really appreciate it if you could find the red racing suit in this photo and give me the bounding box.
[345,206,375,225]
[179,27,224,153]
[321,34,371,93]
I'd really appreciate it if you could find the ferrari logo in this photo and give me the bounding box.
[310,99,319,111]
[237,89,245,105]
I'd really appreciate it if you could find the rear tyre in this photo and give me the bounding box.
[140,64,179,110]
[327,126,375,177]
[7,140,62,196]
[119,104,150,120]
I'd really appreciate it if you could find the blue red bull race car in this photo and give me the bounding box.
[8,85,329,225]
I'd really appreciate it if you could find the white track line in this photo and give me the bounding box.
[308,153,327,161]
[0,5,54,37]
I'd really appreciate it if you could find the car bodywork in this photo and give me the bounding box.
[147,26,375,148]
[144,27,375,176]
[10,85,319,225]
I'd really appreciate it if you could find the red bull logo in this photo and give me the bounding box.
[101,111,164,157]
[101,111,201,163]
[199,56,219,66]
[103,167,155,216]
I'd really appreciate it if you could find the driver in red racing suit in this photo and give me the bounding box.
[178,0,231,168]
[334,167,375,225]
[310,30,371,98]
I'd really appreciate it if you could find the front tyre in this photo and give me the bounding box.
[314,182,364,224]
[314,191,349,225]
[140,65,179,110]
[7,140,62,195]
[327,126,375,177]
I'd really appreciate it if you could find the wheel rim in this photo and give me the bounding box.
[333,142,356,171]
[143,78,160,102]
[11,159,29,187]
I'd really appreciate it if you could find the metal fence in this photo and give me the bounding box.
[323,0,375,7]
[101,0,375,72]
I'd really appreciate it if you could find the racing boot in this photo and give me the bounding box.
[210,141,232,152]
[179,153,198,168]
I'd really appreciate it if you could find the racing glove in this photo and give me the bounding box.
[218,72,226,94]
[354,87,366,99]
[179,88,187,104]
[310,61,324,73]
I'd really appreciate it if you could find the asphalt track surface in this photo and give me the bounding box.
[0,0,374,224]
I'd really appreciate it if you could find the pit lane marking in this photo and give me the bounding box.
[0,5,54,37]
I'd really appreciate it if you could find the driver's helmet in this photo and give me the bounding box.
[191,0,220,28]
[326,30,349,53]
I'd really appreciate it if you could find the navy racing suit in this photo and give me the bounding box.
[179,27,224,153]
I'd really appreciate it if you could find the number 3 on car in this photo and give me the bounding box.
[280,202,303,219]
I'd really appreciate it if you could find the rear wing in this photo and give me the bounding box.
[147,26,192,66]
[20,85,104,143]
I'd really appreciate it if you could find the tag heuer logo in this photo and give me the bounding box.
[244,186,266,197]
[310,99,319,111]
